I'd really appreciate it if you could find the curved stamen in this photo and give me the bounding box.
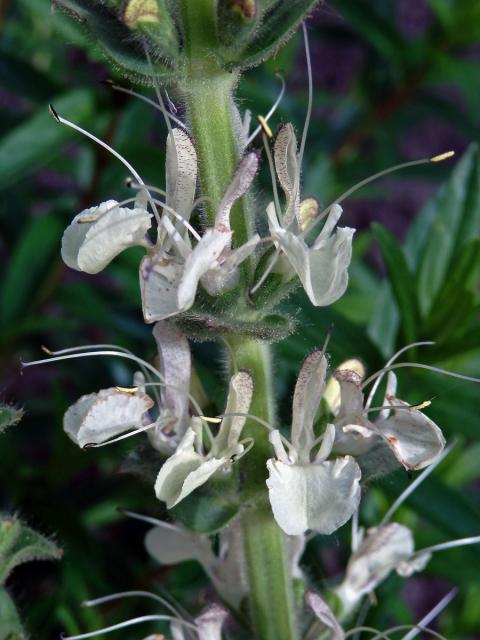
[414,535,480,558]
[400,588,457,640]
[42,342,160,405]
[60,614,197,639]
[106,81,188,131]
[49,105,161,227]
[83,590,183,621]
[379,441,455,526]
[298,22,313,168]
[246,73,286,146]
[262,133,283,221]
[21,350,203,418]
[301,152,455,240]
[83,420,160,449]
[249,247,281,296]
[361,362,480,391]
[364,341,434,411]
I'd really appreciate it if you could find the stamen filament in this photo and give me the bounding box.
[364,341,434,410]
[249,247,281,296]
[49,105,161,226]
[262,133,283,221]
[60,614,196,639]
[379,442,455,526]
[83,590,183,620]
[106,81,188,131]
[83,420,161,449]
[415,535,480,557]
[21,350,203,417]
[298,22,313,167]
[361,362,480,391]
[246,73,286,146]
[400,588,457,640]
[303,154,454,239]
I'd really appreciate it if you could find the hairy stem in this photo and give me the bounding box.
[179,0,252,252]
[227,337,298,640]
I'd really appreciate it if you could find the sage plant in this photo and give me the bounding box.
[21,1,480,639]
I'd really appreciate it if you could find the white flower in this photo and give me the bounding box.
[332,369,445,471]
[155,371,254,508]
[141,149,259,322]
[265,123,355,306]
[61,196,153,274]
[267,201,354,307]
[337,523,415,608]
[63,387,154,448]
[61,321,192,452]
[266,351,361,536]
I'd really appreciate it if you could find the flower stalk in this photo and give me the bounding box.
[227,336,299,640]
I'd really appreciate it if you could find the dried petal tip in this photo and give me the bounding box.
[48,103,60,122]
[430,150,455,162]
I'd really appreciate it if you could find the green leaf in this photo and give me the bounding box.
[0,515,62,586]
[223,0,319,70]
[0,89,95,189]
[0,215,63,326]
[0,406,24,436]
[412,144,480,316]
[0,588,27,640]
[371,223,419,345]
[423,239,480,340]
[52,0,178,82]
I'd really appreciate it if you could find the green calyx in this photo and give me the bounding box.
[53,0,321,83]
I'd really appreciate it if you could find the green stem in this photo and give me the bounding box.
[227,337,298,640]
[178,5,297,637]
[179,0,252,250]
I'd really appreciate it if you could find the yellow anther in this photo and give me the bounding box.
[258,115,273,139]
[77,216,98,223]
[409,400,432,411]
[115,386,139,393]
[430,151,455,163]
[199,416,222,423]
[41,345,53,355]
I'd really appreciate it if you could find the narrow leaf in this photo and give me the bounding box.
[371,223,419,345]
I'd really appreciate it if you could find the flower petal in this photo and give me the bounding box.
[323,359,366,415]
[375,399,445,470]
[140,252,183,323]
[216,153,258,230]
[339,523,414,606]
[63,388,154,448]
[177,229,232,311]
[145,521,214,567]
[306,591,345,640]
[266,456,361,535]
[165,128,197,221]
[291,350,327,460]
[269,216,354,307]
[62,200,152,274]
[200,234,260,297]
[274,123,300,226]
[155,429,226,508]
[150,321,191,448]
[215,371,254,453]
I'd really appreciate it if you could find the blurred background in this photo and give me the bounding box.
[1,0,479,637]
